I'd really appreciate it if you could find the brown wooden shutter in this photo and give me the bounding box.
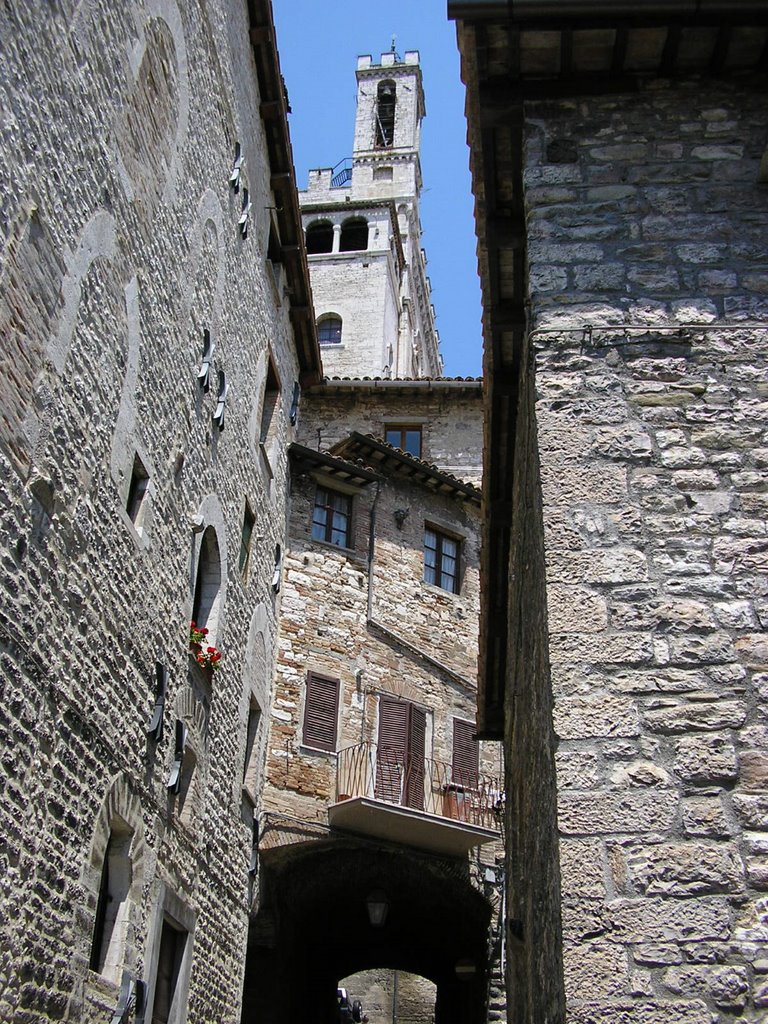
[303,672,339,751]
[452,718,479,789]
[376,698,426,810]
[375,697,408,803]
[404,705,426,811]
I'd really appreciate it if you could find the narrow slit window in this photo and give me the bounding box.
[126,454,149,533]
[191,526,222,643]
[242,697,262,803]
[239,501,255,577]
[260,356,281,447]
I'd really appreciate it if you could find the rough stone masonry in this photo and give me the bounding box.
[450,6,768,1022]
[528,77,768,1023]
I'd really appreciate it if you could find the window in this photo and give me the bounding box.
[126,453,149,533]
[260,355,281,446]
[191,526,222,643]
[239,501,255,577]
[176,749,198,829]
[311,486,352,548]
[317,315,342,346]
[302,672,340,751]
[89,823,133,982]
[452,718,479,790]
[423,527,459,594]
[242,697,262,803]
[152,919,187,1024]
[306,221,334,254]
[375,80,396,148]
[385,425,422,458]
[375,697,426,810]
[339,218,368,252]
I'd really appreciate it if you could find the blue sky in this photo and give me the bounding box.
[272,1,484,378]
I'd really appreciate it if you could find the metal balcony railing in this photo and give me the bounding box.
[330,158,353,188]
[336,742,503,832]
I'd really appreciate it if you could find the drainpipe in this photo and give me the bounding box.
[367,482,381,623]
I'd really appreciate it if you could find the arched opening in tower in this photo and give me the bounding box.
[375,81,396,148]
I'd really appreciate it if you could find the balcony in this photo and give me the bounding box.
[328,742,503,857]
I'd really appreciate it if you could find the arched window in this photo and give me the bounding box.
[317,315,342,346]
[192,527,222,644]
[305,220,334,254]
[339,218,368,252]
[90,819,134,982]
[375,80,396,148]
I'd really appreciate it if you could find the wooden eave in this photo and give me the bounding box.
[289,443,382,489]
[247,0,322,386]
[331,433,482,506]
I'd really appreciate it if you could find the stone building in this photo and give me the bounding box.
[242,51,504,1024]
[0,2,320,1022]
[450,2,768,1022]
[299,51,443,381]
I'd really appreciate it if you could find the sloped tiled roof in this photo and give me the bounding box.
[331,432,482,505]
[289,443,381,488]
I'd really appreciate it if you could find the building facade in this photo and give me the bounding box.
[451,2,768,1022]
[0,2,319,1022]
[241,51,503,1024]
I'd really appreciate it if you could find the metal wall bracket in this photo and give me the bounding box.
[212,369,228,431]
[146,661,167,743]
[197,329,214,391]
[167,719,188,793]
[230,142,244,193]
[289,380,300,426]
[238,188,252,239]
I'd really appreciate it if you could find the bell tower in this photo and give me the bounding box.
[298,50,442,380]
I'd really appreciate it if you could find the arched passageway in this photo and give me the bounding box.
[242,837,493,1024]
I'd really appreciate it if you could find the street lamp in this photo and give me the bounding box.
[365,889,389,927]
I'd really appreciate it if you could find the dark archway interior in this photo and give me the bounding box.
[339,218,368,252]
[242,838,492,1024]
[306,221,334,254]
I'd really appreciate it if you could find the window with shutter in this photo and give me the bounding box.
[375,697,426,811]
[452,718,479,790]
[302,672,340,752]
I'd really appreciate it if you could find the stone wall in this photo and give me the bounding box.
[262,456,495,823]
[303,244,399,379]
[0,2,309,1021]
[297,383,484,485]
[526,76,768,1022]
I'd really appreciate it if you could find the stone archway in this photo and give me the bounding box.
[242,836,492,1024]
